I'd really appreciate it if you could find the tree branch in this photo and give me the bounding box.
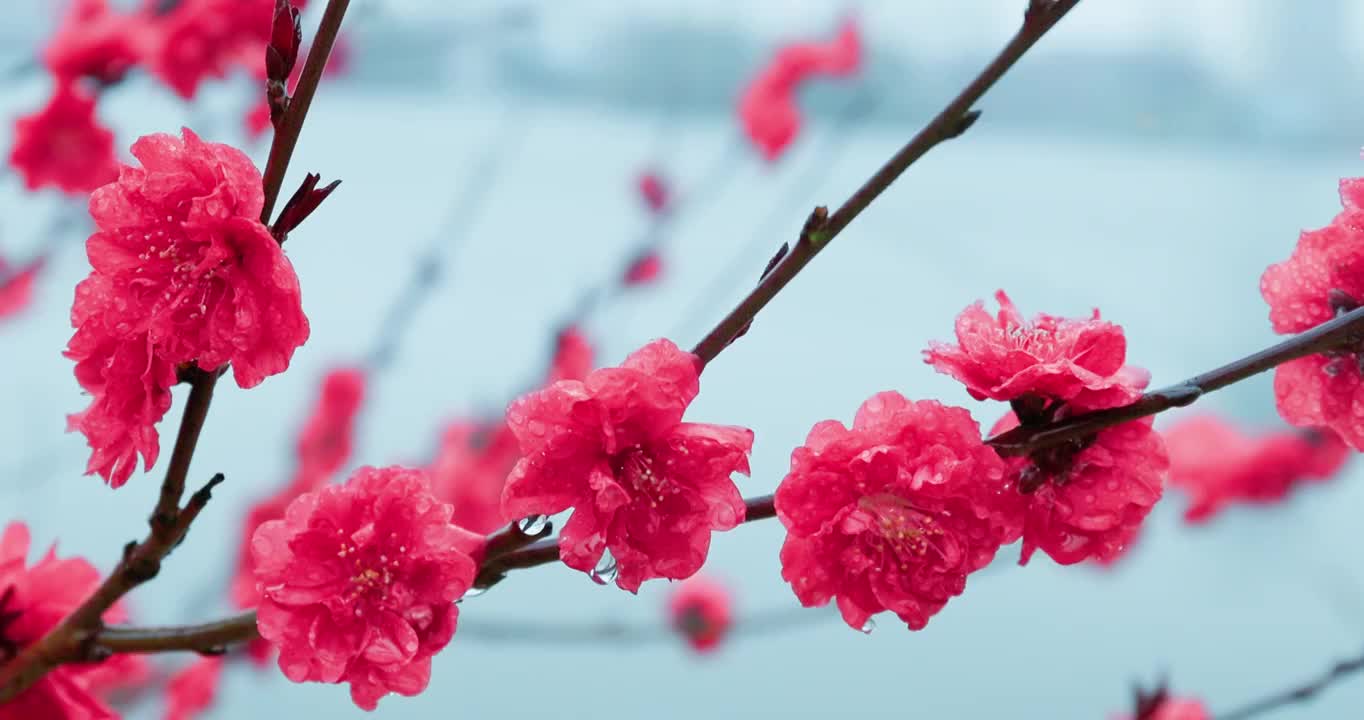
[988,304,1364,456]
[1217,647,1364,720]
[0,0,352,701]
[689,0,1081,368]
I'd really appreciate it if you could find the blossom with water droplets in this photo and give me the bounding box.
[1165,415,1348,522]
[737,19,860,161]
[1262,177,1364,448]
[502,338,753,592]
[66,128,309,487]
[776,392,1022,631]
[993,412,1166,566]
[252,466,483,710]
[0,521,148,719]
[9,80,118,195]
[925,290,1147,409]
[667,575,733,653]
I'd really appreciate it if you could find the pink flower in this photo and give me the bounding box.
[252,466,483,710]
[145,0,278,99]
[43,0,150,84]
[623,251,663,287]
[66,128,309,487]
[231,368,366,611]
[546,325,594,385]
[0,521,149,719]
[1115,696,1210,720]
[428,421,519,535]
[925,291,1148,410]
[0,259,40,321]
[9,80,118,195]
[637,171,669,214]
[1261,177,1364,447]
[163,656,223,720]
[737,19,861,161]
[776,393,1023,631]
[992,413,1167,566]
[502,338,753,592]
[667,575,732,653]
[1165,415,1348,522]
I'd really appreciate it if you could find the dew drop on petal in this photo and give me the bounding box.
[516,515,548,535]
[589,550,617,586]
[860,618,876,634]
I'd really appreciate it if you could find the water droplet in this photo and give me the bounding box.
[588,550,617,586]
[860,618,876,634]
[462,586,487,600]
[516,515,548,535]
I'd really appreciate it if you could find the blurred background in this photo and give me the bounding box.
[3,1,1364,718]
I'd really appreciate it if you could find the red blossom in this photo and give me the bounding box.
[252,466,483,710]
[992,413,1167,566]
[737,19,861,161]
[9,80,119,195]
[776,393,1023,631]
[637,171,669,214]
[163,656,223,720]
[428,421,519,535]
[146,0,285,99]
[623,251,663,287]
[1165,415,1348,522]
[231,368,366,611]
[43,0,151,84]
[0,260,41,321]
[1261,182,1364,447]
[925,291,1148,410]
[0,521,148,719]
[1116,696,1210,720]
[66,128,309,488]
[502,338,753,592]
[667,575,732,653]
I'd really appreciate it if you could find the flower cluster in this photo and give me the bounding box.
[1261,176,1364,448]
[776,393,1021,630]
[1165,415,1348,522]
[11,0,338,195]
[925,291,1167,566]
[0,522,147,719]
[502,338,753,592]
[738,19,861,161]
[252,466,483,710]
[66,128,309,488]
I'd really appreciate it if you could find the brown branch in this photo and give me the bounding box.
[689,0,1081,368]
[988,304,1364,456]
[1217,647,1364,719]
[97,613,260,655]
[0,0,352,701]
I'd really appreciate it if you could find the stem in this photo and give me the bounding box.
[0,0,352,701]
[689,0,1081,368]
[1217,647,1364,720]
[988,304,1364,456]
[260,0,351,223]
[98,614,260,655]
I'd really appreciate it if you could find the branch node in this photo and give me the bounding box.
[947,109,983,139]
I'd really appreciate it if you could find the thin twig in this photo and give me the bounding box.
[689,0,1081,368]
[0,0,352,701]
[1217,648,1364,720]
